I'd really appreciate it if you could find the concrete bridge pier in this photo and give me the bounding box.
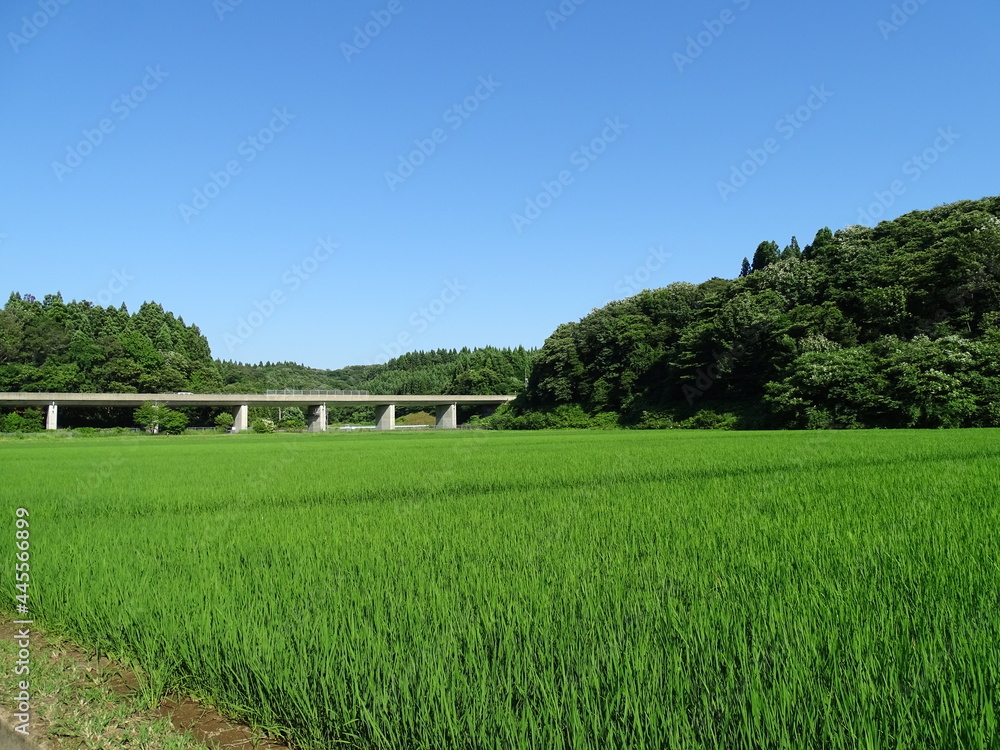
[375,404,395,431]
[0,393,517,433]
[435,403,458,429]
[307,403,327,432]
[231,405,249,433]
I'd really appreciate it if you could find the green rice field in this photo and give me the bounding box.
[3,429,1000,749]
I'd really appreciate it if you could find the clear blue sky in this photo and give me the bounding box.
[2,0,998,369]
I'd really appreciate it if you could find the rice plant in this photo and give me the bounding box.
[2,429,998,748]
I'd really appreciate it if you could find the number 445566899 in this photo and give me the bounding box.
[15,508,29,607]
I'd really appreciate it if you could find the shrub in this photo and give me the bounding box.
[480,403,515,430]
[676,410,738,430]
[214,412,235,433]
[251,418,275,434]
[548,405,591,429]
[805,408,835,430]
[277,407,307,431]
[135,402,188,435]
[1,408,45,433]
[636,410,674,430]
[588,412,620,430]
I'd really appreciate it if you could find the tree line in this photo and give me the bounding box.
[217,347,535,425]
[4,196,998,432]
[0,292,533,429]
[494,196,1000,429]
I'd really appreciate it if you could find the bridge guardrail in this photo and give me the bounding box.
[265,390,370,396]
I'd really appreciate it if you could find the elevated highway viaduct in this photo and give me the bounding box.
[0,393,516,432]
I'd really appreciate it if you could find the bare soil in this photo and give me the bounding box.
[0,617,292,750]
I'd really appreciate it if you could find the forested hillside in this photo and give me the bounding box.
[0,295,219,393]
[217,347,534,397]
[217,348,534,425]
[0,291,532,401]
[502,197,1000,429]
[0,291,531,428]
[5,196,999,431]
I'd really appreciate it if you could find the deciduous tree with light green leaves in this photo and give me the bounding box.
[134,402,188,435]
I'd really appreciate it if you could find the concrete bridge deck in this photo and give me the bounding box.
[0,393,516,432]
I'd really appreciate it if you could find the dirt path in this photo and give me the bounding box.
[0,616,291,750]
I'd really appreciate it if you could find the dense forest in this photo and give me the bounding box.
[216,348,534,425]
[3,196,999,431]
[0,292,532,428]
[496,196,1000,429]
[216,347,533,397]
[0,296,219,393]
